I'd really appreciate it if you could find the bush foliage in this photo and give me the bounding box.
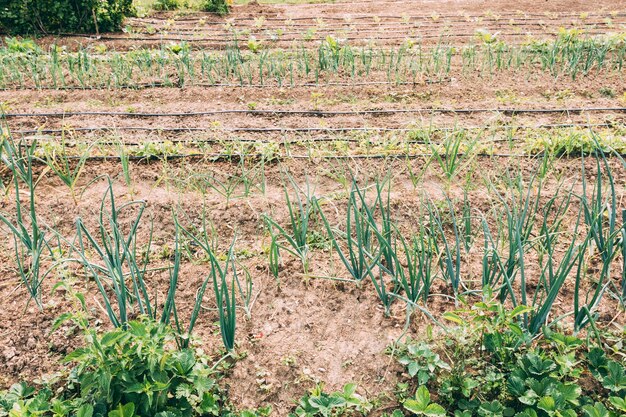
[201,0,230,15]
[0,0,134,35]
[153,0,181,11]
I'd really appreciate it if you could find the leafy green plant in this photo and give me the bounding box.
[246,37,262,54]
[395,339,451,385]
[133,141,182,159]
[391,295,626,417]
[0,319,259,417]
[601,361,626,394]
[403,386,445,416]
[583,402,611,417]
[0,0,134,34]
[477,400,505,417]
[201,0,230,15]
[3,37,40,53]
[66,319,225,417]
[609,394,626,413]
[289,383,370,417]
[153,0,180,11]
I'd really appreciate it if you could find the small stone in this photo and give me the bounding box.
[3,347,16,360]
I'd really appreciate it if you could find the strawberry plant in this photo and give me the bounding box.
[402,386,445,416]
[392,299,626,417]
[0,318,263,417]
[289,384,370,417]
[395,340,451,385]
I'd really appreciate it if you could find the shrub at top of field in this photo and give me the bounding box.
[0,0,135,35]
[201,0,230,15]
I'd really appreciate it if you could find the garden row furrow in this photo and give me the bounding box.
[4,106,626,118]
[131,11,626,25]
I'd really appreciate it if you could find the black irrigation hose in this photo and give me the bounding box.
[11,122,624,136]
[131,22,625,35]
[22,137,474,146]
[4,107,626,119]
[128,17,626,32]
[0,80,455,91]
[132,11,626,24]
[55,151,626,162]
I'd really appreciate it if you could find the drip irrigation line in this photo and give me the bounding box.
[10,122,624,136]
[24,137,459,146]
[4,107,626,119]
[89,24,622,40]
[16,135,615,147]
[0,79,455,91]
[131,11,626,25]
[50,151,626,162]
[127,17,626,32]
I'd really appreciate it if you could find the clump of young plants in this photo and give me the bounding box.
[0,137,51,309]
[0,318,270,417]
[264,175,318,275]
[289,383,371,417]
[389,294,626,417]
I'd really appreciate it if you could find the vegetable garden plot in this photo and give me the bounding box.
[0,1,625,416]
